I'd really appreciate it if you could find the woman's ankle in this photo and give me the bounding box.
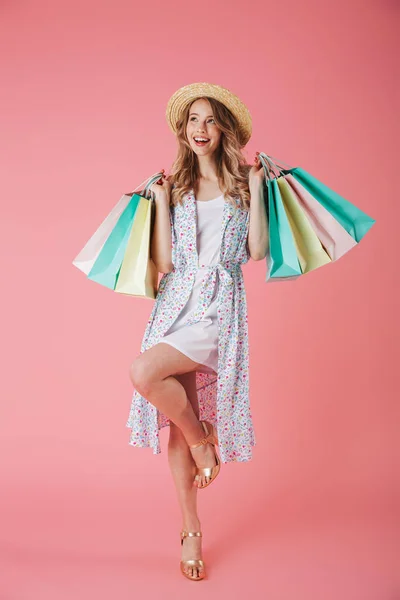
[182,517,201,532]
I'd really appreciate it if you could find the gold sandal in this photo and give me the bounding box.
[189,420,221,489]
[180,530,206,580]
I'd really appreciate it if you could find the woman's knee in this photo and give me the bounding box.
[129,358,153,395]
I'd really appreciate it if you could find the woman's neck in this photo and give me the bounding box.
[196,154,219,182]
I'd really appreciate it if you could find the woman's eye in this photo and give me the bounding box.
[190,117,215,123]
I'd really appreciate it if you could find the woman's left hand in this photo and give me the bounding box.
[248,152,265,188]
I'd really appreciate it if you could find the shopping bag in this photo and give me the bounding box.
[73,171,163,293]
[72,192,134,276]
[72,172,161,275]
[114,194,158,299]
[288,167,375,242]
[277,177,332,274]
[285,174,357,261]
[87,193,143,289]
[266,176,302,282]
[258,152,376,281]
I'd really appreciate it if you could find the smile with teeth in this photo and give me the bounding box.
[194,137,210,145]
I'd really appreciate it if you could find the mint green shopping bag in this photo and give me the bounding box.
[87,193,142,289]
[266,177,302,282]
[285,167,376,242]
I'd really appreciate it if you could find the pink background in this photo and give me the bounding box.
[1,0,398,598]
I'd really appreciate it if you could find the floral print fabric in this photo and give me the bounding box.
[125,191,256,463]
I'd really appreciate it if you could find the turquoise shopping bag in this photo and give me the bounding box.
[284,167,376,242]
[266,178,302,282]
[87,193,143,289]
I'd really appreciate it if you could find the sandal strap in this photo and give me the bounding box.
[189,421,217,449]
[189,435,212,449]
[181,530,202,539]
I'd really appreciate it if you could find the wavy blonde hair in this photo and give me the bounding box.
[168,97,252,211]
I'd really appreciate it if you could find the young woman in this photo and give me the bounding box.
[126,82,269,580]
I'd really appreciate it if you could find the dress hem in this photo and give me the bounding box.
[158,340,217,376]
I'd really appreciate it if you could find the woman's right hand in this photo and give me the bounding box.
[149,170,171,202]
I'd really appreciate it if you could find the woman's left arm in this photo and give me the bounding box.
[247,155,269,261]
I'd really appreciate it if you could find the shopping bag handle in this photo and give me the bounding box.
[126,171,164,198]
[258,153,282,180]
[266,154,293,170]
[258,153,274,180]
[258,152,294,179]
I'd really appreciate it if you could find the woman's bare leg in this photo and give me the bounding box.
[168,372,204,579]
[129,342,204,442]
[129,342,217,488]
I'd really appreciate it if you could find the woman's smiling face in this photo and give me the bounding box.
[186,98,222,156]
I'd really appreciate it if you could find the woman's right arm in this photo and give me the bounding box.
[149,174,174,273]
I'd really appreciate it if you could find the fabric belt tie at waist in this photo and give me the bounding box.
[184,262,240,327]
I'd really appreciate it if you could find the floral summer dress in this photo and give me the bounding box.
[126,189,256,463]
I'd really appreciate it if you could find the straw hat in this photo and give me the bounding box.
[165,82,252,147]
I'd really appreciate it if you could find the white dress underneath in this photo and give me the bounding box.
[159,194,225,375]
